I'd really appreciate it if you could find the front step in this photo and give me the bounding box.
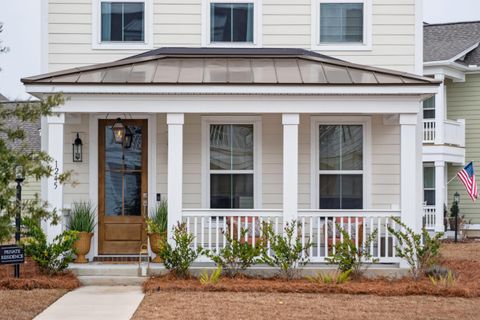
[70,263,140,277]
[78,276,146,286]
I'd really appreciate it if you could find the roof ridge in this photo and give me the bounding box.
[424,20,480,27]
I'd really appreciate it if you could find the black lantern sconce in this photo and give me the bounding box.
[72,133,83,162]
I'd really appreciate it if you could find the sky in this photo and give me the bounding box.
[424,0,480,24]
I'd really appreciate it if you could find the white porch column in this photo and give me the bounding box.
[434,74,445,145]
[45,113,65,243]
[400,114,422,233]
[434,161,446,232]
[282,114,299,225]
[167,113,184,244]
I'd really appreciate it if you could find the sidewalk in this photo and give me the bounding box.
[34,286,144,320]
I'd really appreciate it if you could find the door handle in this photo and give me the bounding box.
[142,193,148,218]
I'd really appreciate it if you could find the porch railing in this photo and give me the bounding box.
[422,119,465,146]
[182,209,401,264]
[423,119,436,143]
[422,205,436,230]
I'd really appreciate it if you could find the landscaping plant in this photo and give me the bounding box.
[199,266,222,285]
[325,225,378,279]
[206,228,265,277]
[261,221,312,280]
[22,218,78,275]
[306,269,352,284]
[429,270,456,288]
[158,222,203,278]
[146,200,168,235]
[68,201,96,233]
[387,216,443,280]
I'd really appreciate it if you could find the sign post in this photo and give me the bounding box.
[14,165,25,278]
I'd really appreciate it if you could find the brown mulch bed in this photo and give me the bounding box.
[0,289,67,320]
[0,258,80,290]
[143,242,480,297]
[133,292,480,320]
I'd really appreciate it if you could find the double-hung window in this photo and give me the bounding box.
[93,0,152,49]
[203,0,261,46]
[423,96,436,119]
[313,117,370,209]
[423,163,435,205]
[312,0,371,51]
[204,118,261,209]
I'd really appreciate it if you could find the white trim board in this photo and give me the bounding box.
[201,116,262,209]
[310,115,372,209]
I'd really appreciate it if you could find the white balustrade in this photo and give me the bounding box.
[422,205,436,230]
[423,120,436,143]
[423,119,465,147]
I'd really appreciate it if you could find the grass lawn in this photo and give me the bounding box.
[134,240,480,320]
[0,289,67,320]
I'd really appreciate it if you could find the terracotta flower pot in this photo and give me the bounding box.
[149,232,166,263]
[73,232,93,263]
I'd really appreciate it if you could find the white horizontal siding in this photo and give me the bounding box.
[48,0,416,73]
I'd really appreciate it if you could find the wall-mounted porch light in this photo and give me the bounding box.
[72,133,83,162]
[124,126,133,149]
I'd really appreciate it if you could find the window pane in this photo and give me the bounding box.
[232,125,253,170]
[341,125,363,170]
[210,124,232,170]
[105,171,123,216]
[424,190,435,205]
[211,3,254,43]
[423,96,435,109]
[341,175,363,209]
[320,3,363,43]
[423,165,435,188]
[319,125,341,170]
[123,125,143,170]
[423,109,435,119]
[124,173,141,216]
[319,174,340,209]
[210,174,253,209]
[101,2,144,42]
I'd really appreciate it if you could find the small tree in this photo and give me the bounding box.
[388,216,443,280]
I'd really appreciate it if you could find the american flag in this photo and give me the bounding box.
[457,162,478,202]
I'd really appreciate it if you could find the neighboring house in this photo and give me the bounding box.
[423,21,480,233]
[22,0,436,266]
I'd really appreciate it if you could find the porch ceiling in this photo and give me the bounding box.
[22,48,439,86]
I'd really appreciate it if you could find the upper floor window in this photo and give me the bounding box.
[423,163,435,205]
[93,0,152,50]
[203,0,262,47]
[312,0,372,51]
[101,2,144,42]
[423,96,436,119]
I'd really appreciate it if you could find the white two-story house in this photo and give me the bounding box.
[22,0,437,265]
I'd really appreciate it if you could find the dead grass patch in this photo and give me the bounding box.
[133,292,480,320]
[0,289,67,320]
[0,258,80,290]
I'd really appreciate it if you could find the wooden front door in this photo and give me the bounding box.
[98,119,148,255]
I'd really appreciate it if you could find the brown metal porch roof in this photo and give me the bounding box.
[22,48,439,86]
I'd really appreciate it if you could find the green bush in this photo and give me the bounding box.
[261,221,312,280]
[158,222,202,278]
[68,201,96,233]
[22,218,78,275]
[146,200,168,234]
[206,228,265,278]
[387,216,443,280]
[325,225,378,278]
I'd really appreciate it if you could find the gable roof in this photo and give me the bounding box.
[22,47,438,86]
[424,21,480,65]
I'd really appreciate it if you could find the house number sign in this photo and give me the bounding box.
[54,160,59,189]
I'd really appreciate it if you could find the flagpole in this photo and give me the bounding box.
[447,176,457,185]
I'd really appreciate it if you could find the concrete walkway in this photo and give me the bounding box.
[34,286,144,320]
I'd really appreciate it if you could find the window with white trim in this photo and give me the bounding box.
[423,96,435,119]
[203,0,261,46]
[203,118,261,209]
[93,0,152,49]
[423,163,435,205]
[312,0,371,51]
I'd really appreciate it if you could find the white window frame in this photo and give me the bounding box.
[423,96,436,119]
[202,0,262,47]
[201,116,262,209]
[310,116,372,209]
[92,0,153,50]
[311,0,372,51]
[423,162,435,205]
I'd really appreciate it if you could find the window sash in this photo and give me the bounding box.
[210,2,254,43]
[101,1,145,42]
[319,2,364,44]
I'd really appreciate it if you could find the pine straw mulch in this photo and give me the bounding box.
[0,258,80,290]
[0,289,67,320]
[143,241,480,298]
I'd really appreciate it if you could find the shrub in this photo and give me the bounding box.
[429,270,456,288]
[425,264,453,279]
[68,201,96,233]
[325,225,378,279]
[22,218,78,275]
[206,228,265,278]
[199,266,222,285]
[261,221,312,280]
[146,200,168,234]
[306,269,352,284]
[158,222,202,278]
[387,216,443,280]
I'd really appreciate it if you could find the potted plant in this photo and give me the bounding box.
[68,201,96,263]
[147,200,168,263]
